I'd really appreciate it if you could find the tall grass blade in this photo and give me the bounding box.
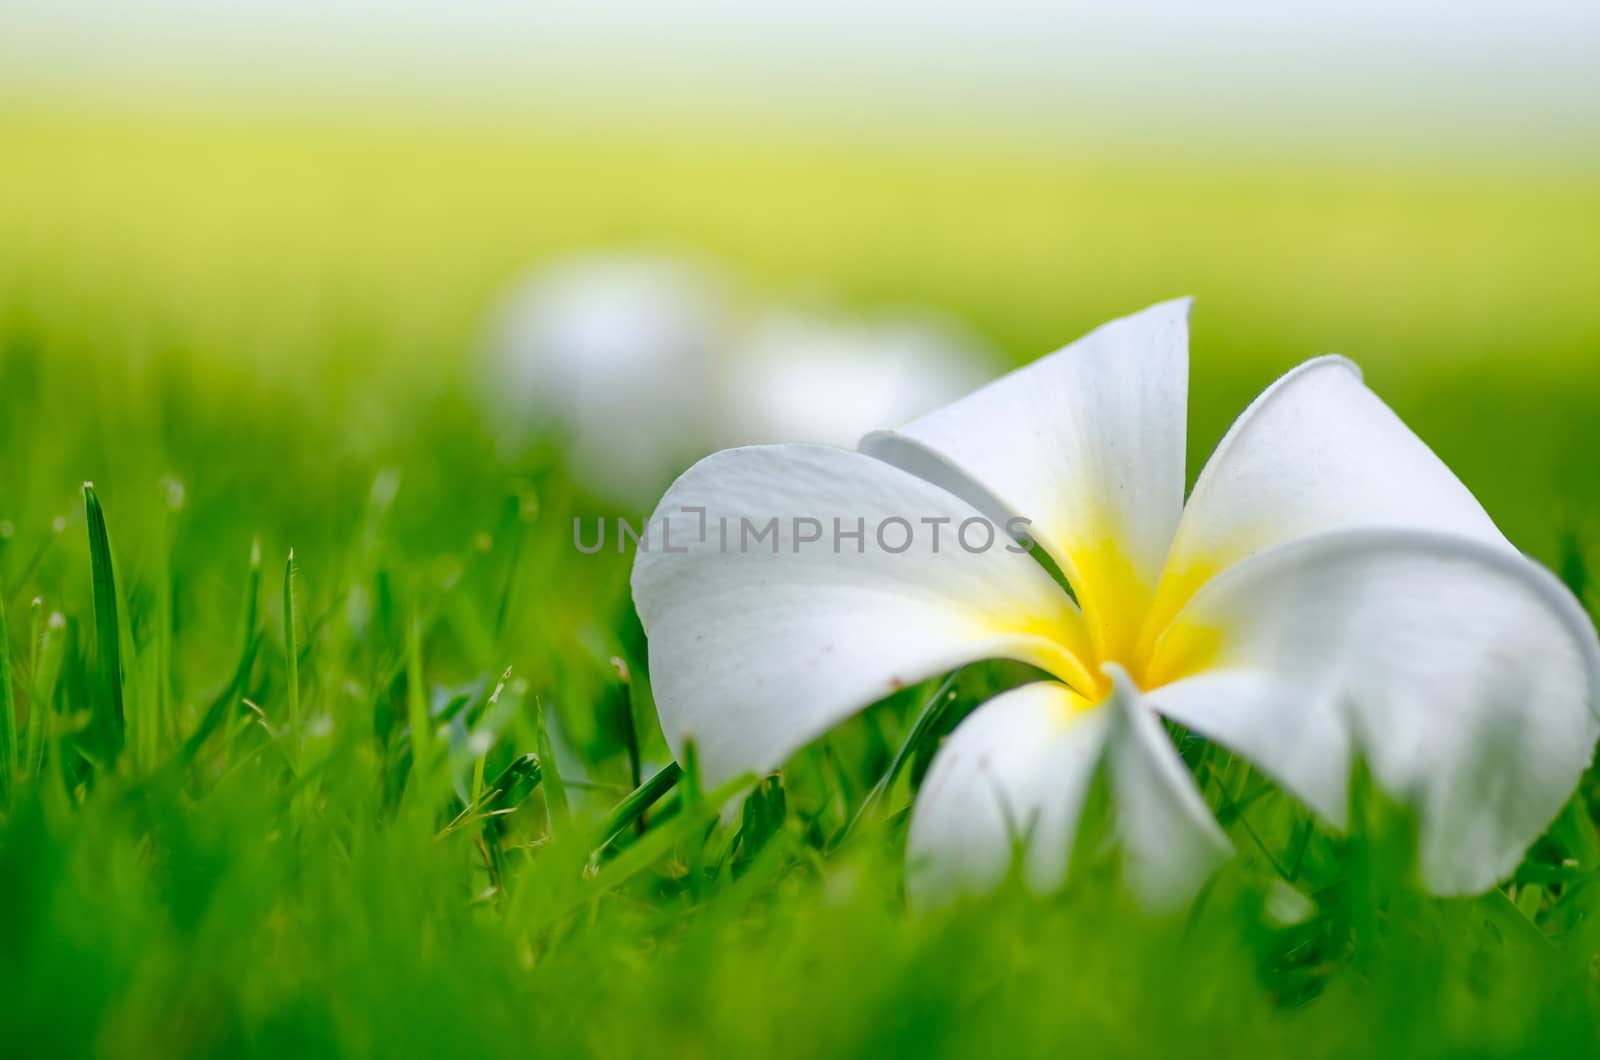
[150,489,179,763]
[82,483,125,762]
[596,762,682,852]
[283,548,301,736]
[530,696,569,824]
[402,609,434,804]
[174,542,267,768]
[0,588,17,807]
[242,538,263,647]
[610,656,642,792]
[834,669,960,847]
[24,600,44,778]
[176,637,261,768]
[589,769,754,893]
[25,607,65,780]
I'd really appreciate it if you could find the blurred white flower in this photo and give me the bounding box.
[717,311,991,450]
[633,299,1600,908]
[483,252,992,506]
[484,253,726,506]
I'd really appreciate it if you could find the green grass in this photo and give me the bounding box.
[2,103,1600,1058]
[0,589,15,809]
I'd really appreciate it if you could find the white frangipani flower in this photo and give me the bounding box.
[483,252,991,505]
[484,253,726,506]
[632,300,1600,906]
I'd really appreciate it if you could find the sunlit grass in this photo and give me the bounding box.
[1,103,1599,1056]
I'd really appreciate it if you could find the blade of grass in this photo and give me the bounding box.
[492,488,535,641]
[834,669,960,847]
[29,609,72,813]
[175,637,262,768]
[487,752,544,815]
[0,587,17,807]
[241,538,263,652]
[440,753,545,841]
[151,489,178,759]
[529,695,569,825]
[172,542,266,769]
[588,769,756,894]
[23,599,57,779]
[284,548,302,741]
[82,483,125,763]
[385,690,477,804]
[402,608,434,806]
[479,751,546,892]
[609,657,644,831]
[595,762,683,853]
[679,742,707,899]
[1548,794,1600,869]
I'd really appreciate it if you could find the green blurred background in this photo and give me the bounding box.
[3,43,1598,551]
[4,5,1600,549]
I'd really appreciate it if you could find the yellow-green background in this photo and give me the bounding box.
[5,107,1597,561]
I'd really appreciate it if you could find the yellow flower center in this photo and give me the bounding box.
[1036,536,1225,706]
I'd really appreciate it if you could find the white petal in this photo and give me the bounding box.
[1102,665,1232,908]
[907,671,1230,908]
[1151,357,1509,633]
[863,299,1190,663]
[631,444,1091,789]
[907,683,1110,903]
[1138,669,1352,827]
[1147,530,1600,895]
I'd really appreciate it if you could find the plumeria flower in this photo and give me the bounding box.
[483,251,991,507]
[483,253,727,506]
[632,299,1600,907]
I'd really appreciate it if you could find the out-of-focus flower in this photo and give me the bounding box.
[483,253,726,506]
[632,299,1600,908]
[483,253,992,506]
[717,310,991,450]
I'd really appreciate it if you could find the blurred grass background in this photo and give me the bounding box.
[6,104,1598,551]
[2,20,1600,1055]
